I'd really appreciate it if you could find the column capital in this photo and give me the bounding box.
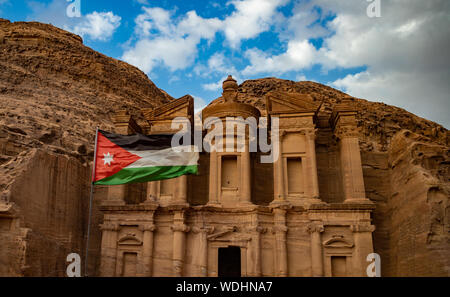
[350,224,375,233]
[139,223,156,232]
[270,203,292,212]
[100,221,120,231]
[335,124,360,139]
[307,222,324,234]
[191,226,215,234]
[272,225,288,234]
[246,226,267,234]
[330,99,359,139]
[171,224,190,233]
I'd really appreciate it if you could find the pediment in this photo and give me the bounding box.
[266,91,319,115]
[117,234,143,246]
[142,95,194,121]
[207,226,237,241]
[323,235,353,248]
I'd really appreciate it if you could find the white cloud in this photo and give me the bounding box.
[71,12,121,41]
[27,0,121,42]
[241,0,450,128]
[123,0,287,73]
[134,7,173,37]
[202,81,222,91]
[332,69,450,129]
[168,75,180,84]
[203,74,244,92]
[195,52,238,77]
[323,0,450,128]
[193,96,208,114]
[296,74,306,81]
[0,0,8,15]
[199,53,242,91]
[223,0,288,48]
[134,0,149,5]
[123,8,221,73]
[242,39,317,75]
[123,37,198,73]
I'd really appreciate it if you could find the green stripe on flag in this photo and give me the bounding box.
[94,165,198,185]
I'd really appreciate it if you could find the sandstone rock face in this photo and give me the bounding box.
[0,18,448,276]
[208,78,449,276]
[0,19,172,276]
[387,130,449,275]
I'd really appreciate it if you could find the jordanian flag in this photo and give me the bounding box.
[93,130,198,185]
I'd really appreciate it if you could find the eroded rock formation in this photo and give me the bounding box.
[0,19,448,276]
[208,78,449,276]
[0,19,172,276]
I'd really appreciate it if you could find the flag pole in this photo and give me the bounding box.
[84,127,99,277]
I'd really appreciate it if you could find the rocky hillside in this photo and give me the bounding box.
[0,18,173,192]
[211,77,448,151]
[0,19,172,276]
[0,18,447,276]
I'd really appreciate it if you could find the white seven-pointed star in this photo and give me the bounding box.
[103,152,114,166]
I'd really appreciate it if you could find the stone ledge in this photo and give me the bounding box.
[308,202,376,211]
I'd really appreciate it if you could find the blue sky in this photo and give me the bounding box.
[1,0,449,128]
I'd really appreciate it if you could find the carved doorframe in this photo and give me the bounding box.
[114,234,144,276]
[207,234,251,277]
[322,235,354,277]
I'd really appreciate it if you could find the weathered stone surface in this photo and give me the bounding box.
[206,77,449,276]
[0,19,448,276]
[99,77,376,277]
[0,19,172,276]
[386,130,449,276]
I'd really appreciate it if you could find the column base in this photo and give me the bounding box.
[237,200,255,206]
[101,199,125,206]
[288,197,325,207]
[169,201,190,210]
[140,200,159,208]
[344,198,372,204]
[269,199,290,208]
[206,202,222,208]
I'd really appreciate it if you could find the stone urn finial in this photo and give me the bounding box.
[222,75,238,103]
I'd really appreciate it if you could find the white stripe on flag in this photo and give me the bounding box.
[127,146,198,168]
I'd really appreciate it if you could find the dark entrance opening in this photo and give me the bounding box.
[218,246,241,277]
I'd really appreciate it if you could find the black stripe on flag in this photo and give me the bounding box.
[99,130,187,151]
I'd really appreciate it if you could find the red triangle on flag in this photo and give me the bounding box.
[93,132,141,182]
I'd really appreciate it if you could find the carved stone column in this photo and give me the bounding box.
[192,226,214,276]
[208,150,219,205]
[350,224,375,276]
[174,175,188,205]
[240,140,252,205]
[273,207,288,276]
[272,131,285,204]
[145,181,158,203]
[305,129,320,199]
[104,110,140,206]
[339,135,367,203]
[307,221,324,277]
[247,226,266,276]
[140,223,156,276]
[331,103,370,203]
[171,211,190,276]
[99,222,119,276]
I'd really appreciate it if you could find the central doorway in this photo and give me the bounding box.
[218,246,241,277]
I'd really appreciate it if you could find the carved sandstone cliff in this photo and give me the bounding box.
[0,18,448,276]
[0,19,172,276]
[209,78,449,276]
